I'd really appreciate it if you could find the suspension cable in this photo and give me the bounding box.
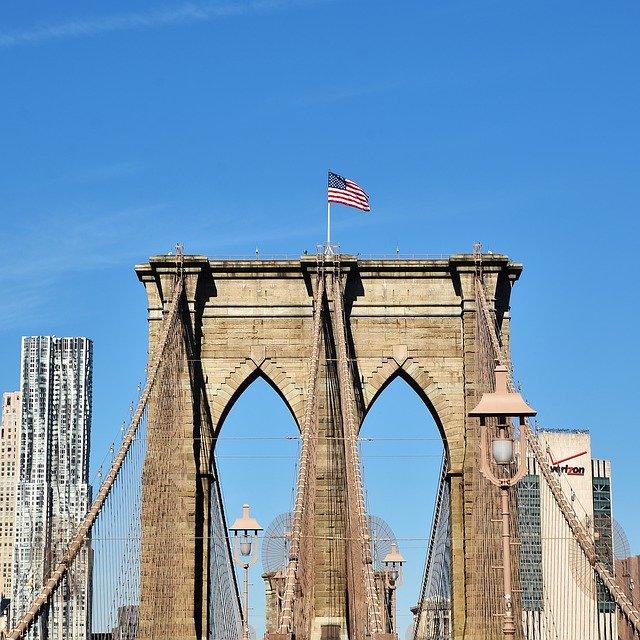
[475,275,640,635]
[277,265,325,634]
[332,270,384,635]
[7,276,185,640]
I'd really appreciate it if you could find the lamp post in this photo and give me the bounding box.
[469,364,536,639]
[230,504,263,640]
[382,543,405,634]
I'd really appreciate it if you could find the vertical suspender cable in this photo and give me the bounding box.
[331,271,384,635]
[278,267,325,635]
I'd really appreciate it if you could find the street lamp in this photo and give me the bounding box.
[382,543,405,634]
[469,364,536,640]
[230,504,263,640]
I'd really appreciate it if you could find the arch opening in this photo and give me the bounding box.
[359,375,448,640]
[362,367,449,452]
[214,374,301,640]
[215,367,301,438]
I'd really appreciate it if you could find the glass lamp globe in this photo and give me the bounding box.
[492,438,514,465]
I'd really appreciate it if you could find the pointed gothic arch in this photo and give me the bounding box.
[209,358,304,433]
[361,355,462,471]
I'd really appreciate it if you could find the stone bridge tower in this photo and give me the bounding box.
[135,252,522,640]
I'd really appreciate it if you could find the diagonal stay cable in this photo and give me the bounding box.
[475,276,640,635]
[8,275,185,640]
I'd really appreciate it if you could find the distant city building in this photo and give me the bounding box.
[616,554,640,640]
[11,337,93,639]
[111,604,139,640]
[410,599,450,639]
[519,429,617,640]
[0,392,20,608]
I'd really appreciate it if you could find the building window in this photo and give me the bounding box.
[593,476,615,613]
[518,474,544,611]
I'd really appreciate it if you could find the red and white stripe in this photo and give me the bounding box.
[328,178,370,212]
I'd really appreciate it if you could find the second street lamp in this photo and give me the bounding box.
[382,543,405,634]
[229,504,263,640]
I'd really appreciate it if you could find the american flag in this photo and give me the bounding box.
[327,172,370,212]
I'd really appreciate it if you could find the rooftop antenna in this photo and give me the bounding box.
[396,243,400,259]
[255,245,259,259]
[173,243,184,288]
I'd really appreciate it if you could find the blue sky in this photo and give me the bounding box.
[1,0,639,634]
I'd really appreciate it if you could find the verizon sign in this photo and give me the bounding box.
[547,450,587,476]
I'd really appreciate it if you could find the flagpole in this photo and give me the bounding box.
[327,201,331,246]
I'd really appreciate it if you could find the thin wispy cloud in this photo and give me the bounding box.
[285,79,410,108]
[0,204,165,331]
[0,0,315,48]
[0,201,324,331]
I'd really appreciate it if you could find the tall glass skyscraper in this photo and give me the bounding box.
[11,337,92,639]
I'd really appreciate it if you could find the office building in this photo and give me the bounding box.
[11,337,92,639]
[616,554,640,640]
[519,429,617,640]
